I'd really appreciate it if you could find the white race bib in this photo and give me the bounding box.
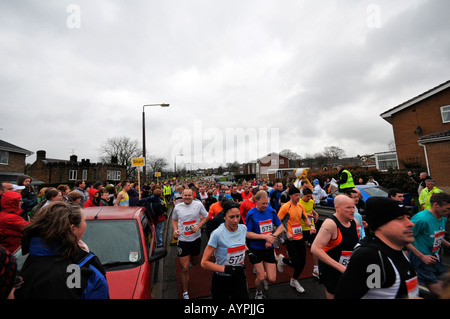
[259,219,273,235]
[226,245,246,266]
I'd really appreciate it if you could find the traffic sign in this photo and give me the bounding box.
[132,157,145,167]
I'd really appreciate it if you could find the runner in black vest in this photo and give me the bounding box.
[335,197,418,299]
[311,195,360,298]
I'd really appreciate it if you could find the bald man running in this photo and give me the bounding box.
[311,195,360,299]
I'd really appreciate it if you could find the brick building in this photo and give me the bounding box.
[256,152,290,180]
[27,150,127,185]
[380,80,450,192]
[0,139,34,183]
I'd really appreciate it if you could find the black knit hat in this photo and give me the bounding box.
[288,187,300,196]
[365,197,410,231]
[222,200,240,214]
[0,246,18,299]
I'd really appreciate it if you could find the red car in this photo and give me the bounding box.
[82,206,167,299]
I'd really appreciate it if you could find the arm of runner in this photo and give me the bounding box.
[172,218,180,238]
[311,218,346,273]
[201,245,225,273]
[247,231,275,243]
[114,192,123,206]
[406,243,438,265]
[192,216,209,233]
[304,217,316,234]
[273,223,286,238]
[311,209,319,223]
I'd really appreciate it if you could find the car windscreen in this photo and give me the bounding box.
[83,219,143,270]
[362,187,388,197]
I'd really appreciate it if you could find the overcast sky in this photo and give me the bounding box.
[1,0,449,170]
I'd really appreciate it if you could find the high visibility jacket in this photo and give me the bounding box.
[163,186,172,196]
[339,169,355,189]
[419,186,442,210]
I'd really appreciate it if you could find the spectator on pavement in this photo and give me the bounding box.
[408,171,431,196]
[388,188,404,203]
[0,191,28,253]
[17,175,37,220]
[336,165,355,193]
[418,179,443,211]
[0,245,20,299]
[73,180,87,206]
[16,202,109,299]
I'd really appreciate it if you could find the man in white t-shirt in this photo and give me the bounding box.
[172,188,209,299]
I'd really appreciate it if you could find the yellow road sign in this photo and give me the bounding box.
[132,157,145,167]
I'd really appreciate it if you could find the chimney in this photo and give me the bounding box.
[36,150,46,161]
[111,156,118,164]
[70,155,78,163]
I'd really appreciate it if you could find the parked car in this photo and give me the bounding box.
[326,185,417,213]
[82,206,167,299]
[14,206,167,299]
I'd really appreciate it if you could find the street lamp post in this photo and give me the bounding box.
[174,153,183,176]
[142,103,169,183]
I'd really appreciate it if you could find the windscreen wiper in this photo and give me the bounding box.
[102,261,138,268]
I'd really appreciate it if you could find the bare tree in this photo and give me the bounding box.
[226,161,240,174]
[280,149,301,160]
[323,146,346,161]
[147,155,169,178]
[99,136,142,178]
[280,149,302,167]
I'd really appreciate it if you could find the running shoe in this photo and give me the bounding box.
[290,278,305,293]
[277,254,285,273]
[255,291,265,299]
[312,268,320,279]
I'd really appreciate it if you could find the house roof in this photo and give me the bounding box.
[257,152,288,162]
[0,139,33,156]
[380,79,450,124]
[418,129,450,144]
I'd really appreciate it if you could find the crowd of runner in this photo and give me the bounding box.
[1,169,449,300]
[164,170,450,300]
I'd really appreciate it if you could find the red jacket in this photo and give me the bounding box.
[0,191,28,253]
[83,188,103,208]
[239,199,256,224]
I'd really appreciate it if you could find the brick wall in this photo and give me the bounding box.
[0,152,27,173]
[391,87,450,169]
[423,141,450,193]
[27,160,126,185]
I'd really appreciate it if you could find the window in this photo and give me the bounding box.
[280,159,284,165]
[0,151,8,165]
[69,170,77,181]
[83,220,143,268]
[441,105,450,123]
[107,170,121,181]
[82,169,88,181]
[375,152,398,170]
